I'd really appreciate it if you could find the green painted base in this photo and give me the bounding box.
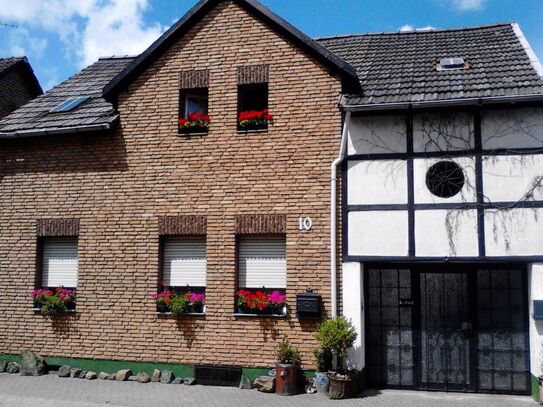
[0,354,193,378]
[0,354,317,384]
[532,374,540,402]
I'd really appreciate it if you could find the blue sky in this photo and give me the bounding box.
[0,0,542,90]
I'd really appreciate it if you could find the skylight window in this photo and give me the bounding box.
[437,57,467,71]
[50,96,90,113]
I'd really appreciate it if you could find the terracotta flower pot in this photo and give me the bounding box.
[275,364,298,396]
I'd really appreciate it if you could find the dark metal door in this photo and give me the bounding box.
[365,265,530,394]
[420,271,471,391]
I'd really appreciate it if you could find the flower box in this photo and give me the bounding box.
[31,288,76,315]
[178,112,210,134]
[152,291,206,316]
[235,290,287,316]
[238,109,272,131]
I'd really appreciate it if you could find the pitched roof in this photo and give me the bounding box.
[0,56,134,138]
[2,21,543,138]
[0,57,43,98]
[102,0,360,99]
[0,57,24,74]
[317,23,543,109]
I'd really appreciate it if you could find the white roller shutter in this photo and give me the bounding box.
[163,237,207,287]
[238,236,286,289]
[42,238,78,288]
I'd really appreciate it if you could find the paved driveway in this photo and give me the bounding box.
[0,373,535,407]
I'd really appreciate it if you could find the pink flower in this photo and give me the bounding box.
[187,293,205,304]
[268,291,287,305]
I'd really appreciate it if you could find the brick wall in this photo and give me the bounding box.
[0,68,35,118]
[0,1,343,369]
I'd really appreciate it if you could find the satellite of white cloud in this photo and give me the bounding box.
[0,0,165,67]
[452,0,486,11]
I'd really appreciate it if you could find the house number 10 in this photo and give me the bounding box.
[298,217,313,231]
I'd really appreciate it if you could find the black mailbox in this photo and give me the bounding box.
[534,300,543,321]
[296,289,322,320]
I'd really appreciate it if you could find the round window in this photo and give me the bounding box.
[425,161,465,198]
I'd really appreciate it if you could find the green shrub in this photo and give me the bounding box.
[316,317,357,371]
[313,348,333,372]
[275,336,301,365]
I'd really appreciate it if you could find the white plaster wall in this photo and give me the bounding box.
[482,108,543,150]
[483,154,543,202]
[415,209,478,257]
[342,262,364,371]
[348,211,409,256]
[529,264,543,379]
[413,111,474,152]
[414,156,477,204]
[348,115,407,155]
[347,160,408,205]
[485,208,543,256]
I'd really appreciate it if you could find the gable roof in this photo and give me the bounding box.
[0,57,42,98]
[102,0,360,99]
[0,56,134,138]
[317,23,543,109]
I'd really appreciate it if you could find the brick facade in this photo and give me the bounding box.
[0,1,342,369]
[0,68,35,118]
[36,219,80,237]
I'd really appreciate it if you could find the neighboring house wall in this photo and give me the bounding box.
[343,106,543,395]
[345,107,543,259]
[0,68,35,118]
[0,1,342,368]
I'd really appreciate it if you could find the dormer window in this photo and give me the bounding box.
[179,70,210,135]
[237,65,271,132]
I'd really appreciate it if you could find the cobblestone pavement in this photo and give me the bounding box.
[0,373,535,407]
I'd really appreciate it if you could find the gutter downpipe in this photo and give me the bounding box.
[331,110,351,319]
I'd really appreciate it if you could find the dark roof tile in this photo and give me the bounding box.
[0,56,134,137]
[317,23,543,106]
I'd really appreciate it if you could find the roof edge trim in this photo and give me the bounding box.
[341,94,543,112]
[0,119,117,139]
[511,23,543,80]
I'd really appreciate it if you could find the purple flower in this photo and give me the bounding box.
[187,293,205,304]
[268,291,286,305]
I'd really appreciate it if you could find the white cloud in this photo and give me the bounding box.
[451,0,485,11]
[7,27,48,58]
[399,24,436,32]
[0,0,165,67]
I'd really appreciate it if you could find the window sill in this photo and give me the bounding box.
[236,128,268,134]
[178,131,208,136]
[156,312,206,317]
[32,308,76,314]
[233,313,287,318]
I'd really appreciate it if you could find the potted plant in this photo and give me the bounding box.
[238,109,273,131]
[235,290,286,316]
[316,317,358,399]
[275,336,301,396]
[313,348,333,394]
[152,291,205,315]
[32,288,76,315]
[178,112,210,134]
